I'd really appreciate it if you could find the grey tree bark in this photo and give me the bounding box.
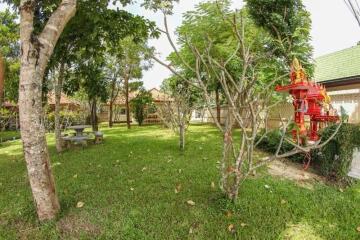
[19,0,76,221]
[179,122,185,151]
[90,98,98,131]
[125,73,131,129]
[55,61,65,152]
[215,87,221,124]
[0,53,4,106]
[108,80,115,128]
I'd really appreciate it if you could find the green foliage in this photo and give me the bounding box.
[0,9,18,58]
[312,124,360,182]
[168,1,286,103]
[46,110,84,131]
[246,0,314,75]
[257,124,360,182]
[0,9,20,101]
[130,88,153,126]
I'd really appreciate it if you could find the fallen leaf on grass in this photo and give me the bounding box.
[186,200,195,206]
[178,169,182,174]
[211,182,215,189]
[73,174,78,179]
[281,199,287,204]
[264,184,270,189]
[228,224,235,233]
[175,184,181,194]
[130,187,134,191]
[339,188,344,193]
[52,162,61,167]
[240,223,247,227]
[141,167,147,172]
[76,201,84,208]
[357,226,360,232]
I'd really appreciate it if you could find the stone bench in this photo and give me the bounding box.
[61,135,92,148]
[94,131,104,144]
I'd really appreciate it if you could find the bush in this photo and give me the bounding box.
[312,124,360,182]
[130,89,153,126]
[46,111,84,131]
[256,123,360,182]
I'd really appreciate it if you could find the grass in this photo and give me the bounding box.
[0,130,20,141]
[0,124,359,239]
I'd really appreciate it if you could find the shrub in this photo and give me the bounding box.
[130,89,153,126]
[312,124,360,182]
[256,123,360,182]
[46,110,84,131]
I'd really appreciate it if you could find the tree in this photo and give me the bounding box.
[77,55,108,131]
[159,75,200,150]
[113,37,154,129]
[0,9,19,106]
[154,0,340,202]
[49,3,158,148]
[1,0,174,221]
[17,0,76,221]
[131,88,153,126]
[246,0,314,75]
[0,55,4,106]
[104,55,122,128]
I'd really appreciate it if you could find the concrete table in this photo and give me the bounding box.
[67,125,91,137]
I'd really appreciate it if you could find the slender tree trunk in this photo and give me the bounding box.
[90,98,98,131]
[125,74,131,129]
[179,123,185,151]
[219,110,236,201]
[55,61,65,152]
[109,101,114,128]
[19,0,76,221]
[108,78,116,128]
[216,87,221,124]
[0,53,4,106]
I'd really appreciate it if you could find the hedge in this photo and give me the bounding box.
[256,123,360,182]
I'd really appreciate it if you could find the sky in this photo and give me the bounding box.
[1,0,360,89]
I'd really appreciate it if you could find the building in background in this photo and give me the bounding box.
[99,88,172,124]
[314,44,360,123]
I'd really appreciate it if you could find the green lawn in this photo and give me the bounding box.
[0,130,20,141]
[0,125,359,239]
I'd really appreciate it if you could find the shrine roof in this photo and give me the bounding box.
[314,44,360,83]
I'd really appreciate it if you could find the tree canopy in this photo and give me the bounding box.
[246,0,314,75]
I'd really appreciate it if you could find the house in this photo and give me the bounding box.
[191,105,228,125]
[314,44,360,123]
[99,88,173,124]
[47,92,80,111]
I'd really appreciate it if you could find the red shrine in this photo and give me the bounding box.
[275,58,339,143]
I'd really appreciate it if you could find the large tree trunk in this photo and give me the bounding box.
[215,87,221,124]
[55,61,65,152]
[19,0,76,221]
[125,75,131,129]
[0,53,5,106]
